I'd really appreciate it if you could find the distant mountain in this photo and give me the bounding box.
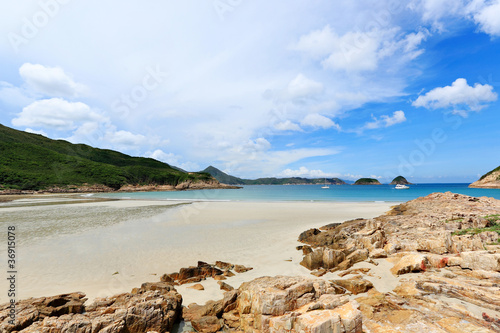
[389,176,412,185]
[203,166,346,185]
[469,165,500,188]
[202,166,246,185]
[354,178,382,185]
[0,124,216,191]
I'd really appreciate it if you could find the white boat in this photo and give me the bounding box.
[395,184,409,189]
[321,178,329,189]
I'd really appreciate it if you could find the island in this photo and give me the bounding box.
[389,175,413,185]
[353,178,382,185]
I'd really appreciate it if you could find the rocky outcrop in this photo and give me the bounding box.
[0,282,182,333]
[295,191,500,332]
[470,166,500,188]
[183,276,364,333]
[161,261,252,285]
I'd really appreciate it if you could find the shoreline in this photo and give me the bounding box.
[0,197,393,306]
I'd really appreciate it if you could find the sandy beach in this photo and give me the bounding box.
[0,196,394,306]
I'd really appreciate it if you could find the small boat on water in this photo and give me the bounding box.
[321,178,329,189]
[395,184,409,189]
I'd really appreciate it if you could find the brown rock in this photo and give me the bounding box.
[332,277,374,295]
[390,254,429,276]
[191,315,222,333]
[234,264,253,273]
[188,284,205,291]
[459,251,500,272]
[215,260,234,270]
[0,283,182,333]
[218,281,234,291]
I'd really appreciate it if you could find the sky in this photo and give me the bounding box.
[0,0,499,183]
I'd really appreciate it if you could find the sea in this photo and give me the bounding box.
[96,183,500,203]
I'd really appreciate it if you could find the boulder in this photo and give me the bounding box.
[390,254,429,276]
[459,251,500,272]
[332,277,374,295]
[0,283,182,333]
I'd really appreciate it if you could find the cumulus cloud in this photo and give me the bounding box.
[265,74,324,102]
[19,63,86,98]
[146,149,200,171]
[24,128,48,137]
[293,25,427,72]
[275,120,303,131]
[410,0,500,36]
[468,0,500,36]
[361,111,407,131]
[279,166,331,178]
[104,130,148,147]
[412,78,497,115]
[300,113,341,130]
[12,98,103,130]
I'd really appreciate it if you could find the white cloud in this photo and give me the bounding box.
[146,149,200,171]
[361,110,407,131]
[265,74,324,102]
[275,120,303,131]
[292,25,338,59]
[300,113,341,130]
[410,0,500,37]
[0,82,33,107]
[24,128,48,137]
[412,78,497,115]
[409,0,466,31]
[104,130,148,147]
[12,98,103,130]
[294,25,426,72]
[287,74,324,99]
[19,63,87,98]
[468,0,500,36]
[280,166,331,178]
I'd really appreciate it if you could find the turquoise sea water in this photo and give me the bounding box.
[97,184,500,203]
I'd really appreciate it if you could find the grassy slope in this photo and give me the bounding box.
[479,165,500,181]
[0,124,212,190]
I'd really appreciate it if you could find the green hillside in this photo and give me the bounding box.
[202,166,246,185]
[203,166,346,185]
[353,178,382,185]
[0,124,212,191]
[389,176,412,185]
[480,165,500,181]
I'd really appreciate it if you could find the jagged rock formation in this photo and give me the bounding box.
[0,282,182,333]
[183,276,364,333]
[470,165,500,188]
[296,191,500,332]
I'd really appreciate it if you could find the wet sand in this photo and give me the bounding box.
[0,196,394,305]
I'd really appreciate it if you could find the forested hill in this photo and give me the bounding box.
[0,124,213,191]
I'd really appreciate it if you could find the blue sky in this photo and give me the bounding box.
[0,0,499,183]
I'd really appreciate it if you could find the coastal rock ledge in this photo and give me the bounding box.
[0,282,182,333]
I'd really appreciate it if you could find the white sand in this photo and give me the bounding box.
[0,197,394,305]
